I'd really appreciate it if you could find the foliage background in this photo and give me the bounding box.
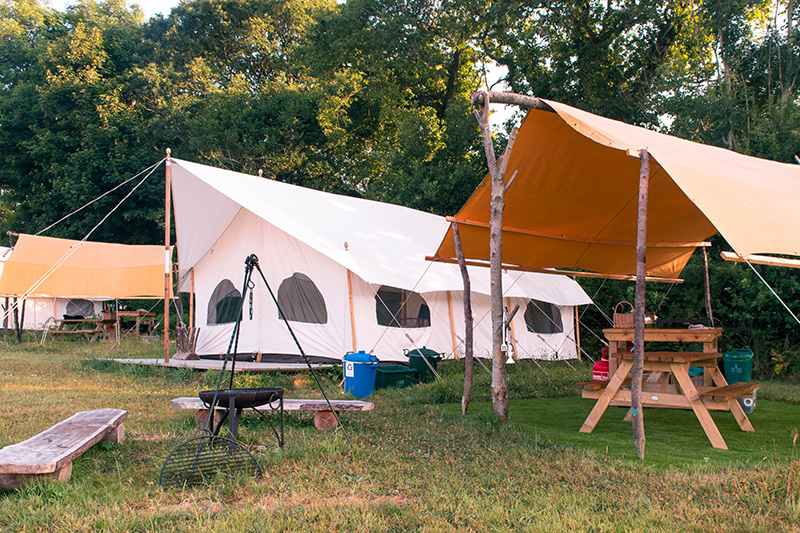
[2,0,799,375]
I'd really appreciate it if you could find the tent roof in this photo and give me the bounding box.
[0,234,167,299]
[431,99,800,279]
[170,159,591,306]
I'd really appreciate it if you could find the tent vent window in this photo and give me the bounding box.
[66,299,94,318]
[208,279,242,325]
[524,299,563,334]
[277,273,328,324]
[375,286,430,328]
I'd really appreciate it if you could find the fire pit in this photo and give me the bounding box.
[199,387,284,445]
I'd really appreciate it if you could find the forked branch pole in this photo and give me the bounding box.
[471,92,521,420]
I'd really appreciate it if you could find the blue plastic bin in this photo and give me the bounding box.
[343,351,379,398]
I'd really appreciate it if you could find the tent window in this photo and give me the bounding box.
[375,286,430,328]
[66,299,94,318]
[208,279,242,325]
[524,299,563,334]
[277,273,328,324]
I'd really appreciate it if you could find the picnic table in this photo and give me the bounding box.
[575,328,756,450]
[102,309,156,338]
[45,318,107,342]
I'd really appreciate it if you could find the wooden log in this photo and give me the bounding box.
[632,148,651,460]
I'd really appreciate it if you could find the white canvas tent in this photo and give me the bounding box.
[170,159,593,363]
[0,246,102,330]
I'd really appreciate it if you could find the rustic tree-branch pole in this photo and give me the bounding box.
[702,246,714,324]
[632,149,651,459]
[472,91,521,420]
[452,222,474,415]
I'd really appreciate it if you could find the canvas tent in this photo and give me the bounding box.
[431,97,800,278]
[169,159,592,363]
[0,234,168,329]
[0,245,103,330]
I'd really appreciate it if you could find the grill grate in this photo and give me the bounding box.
[159,435,263,489]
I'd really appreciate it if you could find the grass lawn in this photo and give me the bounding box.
[1,340,800,532]
[457,397,800,467]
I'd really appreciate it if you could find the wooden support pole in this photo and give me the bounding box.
[452,222,474,415]
[189,268,195,333]
[164,149,172,363]
[346,269,357,352]
[632,149,650,460]
[446,291,459,360]
[702,246,714,325]
[574,305,582,361]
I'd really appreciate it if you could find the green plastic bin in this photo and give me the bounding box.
[405,347,442,383]
[375,365,418,389]
[723,348,754,384]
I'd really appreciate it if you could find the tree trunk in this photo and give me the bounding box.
[453,222,474,415]
[472,91,521,420]
[13,298,21,343]
[632,149,650,460]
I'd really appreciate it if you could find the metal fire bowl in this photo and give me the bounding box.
[199,388,283,410]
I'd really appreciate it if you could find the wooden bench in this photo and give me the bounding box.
[0,408,127,490]
[171,397,374,431]
[701,382,759,401]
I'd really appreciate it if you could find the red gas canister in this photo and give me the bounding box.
[592,359,609,381]
[592,348,610,381]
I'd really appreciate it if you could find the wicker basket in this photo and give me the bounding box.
[613,301,635,328]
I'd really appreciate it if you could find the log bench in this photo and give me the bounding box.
[171,397,374,432]
[0,408,127,490]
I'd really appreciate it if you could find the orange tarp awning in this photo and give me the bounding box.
[431,99,800,279]
[0,234,170,299]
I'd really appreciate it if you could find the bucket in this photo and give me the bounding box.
[342,351,379,398]
[737,386,758,414]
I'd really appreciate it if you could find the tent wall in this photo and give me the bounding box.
[3,297,103,331]
[190,209,582,362]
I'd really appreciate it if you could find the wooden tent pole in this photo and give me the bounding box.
[346,269,357,352]
[632,149,651,460]
[702,247,714,324]
[574,305,582,361]
[190,268,195,333]
[446,291,459,360]
[164,149,172,363]
[452,222,474,415]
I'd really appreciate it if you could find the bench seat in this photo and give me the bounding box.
[171,397,373,431]
[701,382,758,402]
[0,408,127,490]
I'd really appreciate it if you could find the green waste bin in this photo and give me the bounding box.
[723,348,754,384]
[404,347,442,383]
[375,365,418,389]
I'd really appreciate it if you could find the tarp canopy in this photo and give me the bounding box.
[431,99,800,279]
[0,234,168,299]
[171,159,591,305]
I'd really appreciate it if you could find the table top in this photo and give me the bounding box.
[603,327,722,343]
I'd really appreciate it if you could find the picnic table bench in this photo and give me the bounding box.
[171,396,374,432]
[0,408,127,490]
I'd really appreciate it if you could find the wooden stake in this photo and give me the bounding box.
[164,149,172,363]
[632,149,650,460]
[452,222,474,415]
